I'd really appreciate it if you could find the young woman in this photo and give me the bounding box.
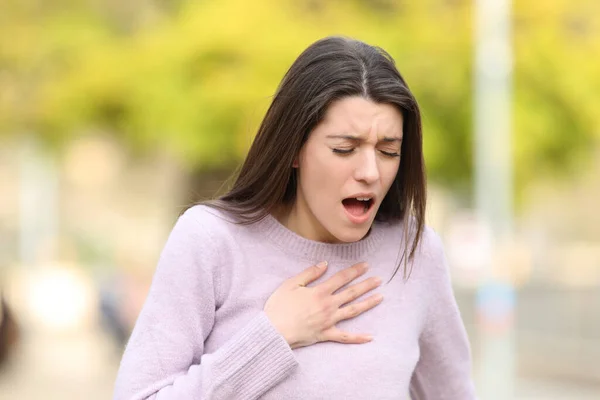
[114,36,476,400]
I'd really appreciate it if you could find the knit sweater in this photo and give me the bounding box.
[113,205,477,400]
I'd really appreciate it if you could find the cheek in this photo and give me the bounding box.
[381,160,401,189]
[300,152,346,197]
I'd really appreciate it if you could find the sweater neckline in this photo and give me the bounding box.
[253,212,386,262]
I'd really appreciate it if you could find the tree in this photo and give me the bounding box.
[1,0,598,206]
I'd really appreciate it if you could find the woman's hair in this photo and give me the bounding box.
[204,36,426,280]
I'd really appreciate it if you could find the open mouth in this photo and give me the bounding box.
[342,197,374,217]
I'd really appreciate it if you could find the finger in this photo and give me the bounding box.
[320,327,373,344]
[332,276,382,307]
[335,294,384,322]
[318,262,368,294]
[292,261,328,288]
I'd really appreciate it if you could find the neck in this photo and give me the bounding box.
[273,201,341,244]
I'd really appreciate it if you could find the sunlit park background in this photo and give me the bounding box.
[0,0,599,399]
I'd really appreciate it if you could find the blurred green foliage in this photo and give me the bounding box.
[1,0,599,200]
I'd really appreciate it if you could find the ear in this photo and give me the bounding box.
[292,157,299,168]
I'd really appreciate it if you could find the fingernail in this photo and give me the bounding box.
[375,294,384,302]
[365,335,374,341]
[374,277,383,285]
[362,262,369,270]
[317,261,328,269]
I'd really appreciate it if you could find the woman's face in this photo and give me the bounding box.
[287,96,403,243]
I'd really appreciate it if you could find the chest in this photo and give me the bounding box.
[208,254,426,399]
[262,300,422,399]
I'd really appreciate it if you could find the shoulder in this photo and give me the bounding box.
[383,217,445,261]
[417,225,445,259]
[177,204,245,251]
[181,204,236,229]
[409,223,449,281]
[158,204,235,258]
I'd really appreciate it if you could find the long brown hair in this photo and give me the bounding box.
[204,36,426,280]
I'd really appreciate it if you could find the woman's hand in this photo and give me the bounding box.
[264,261,383,349]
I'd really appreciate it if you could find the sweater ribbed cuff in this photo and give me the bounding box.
[211,311,298,399]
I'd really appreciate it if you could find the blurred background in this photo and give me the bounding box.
[0,0,599,399]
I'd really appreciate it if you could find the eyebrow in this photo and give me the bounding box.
[325,134,402,142]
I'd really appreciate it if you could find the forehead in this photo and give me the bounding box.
[316,96,404,138]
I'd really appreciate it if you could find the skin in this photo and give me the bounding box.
[265,96,404,348]
[281,96,403,243]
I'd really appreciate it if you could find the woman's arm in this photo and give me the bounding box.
[113,209,297,400]
[409,229,477,400]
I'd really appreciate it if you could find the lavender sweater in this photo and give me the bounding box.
[113,205,477,399]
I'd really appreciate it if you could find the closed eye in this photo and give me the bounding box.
[333,148,400,157]
[380,150,400,157]
[332,148,354,155]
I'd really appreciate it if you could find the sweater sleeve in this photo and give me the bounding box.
[409,230,477,400]
[113,209,298,400]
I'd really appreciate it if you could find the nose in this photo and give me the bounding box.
[354,150,380,184]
